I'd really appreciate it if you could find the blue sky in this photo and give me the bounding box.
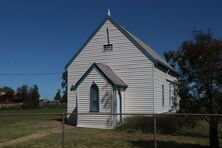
[0,0,221,99]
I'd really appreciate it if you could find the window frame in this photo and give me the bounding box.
[89,83,99,112]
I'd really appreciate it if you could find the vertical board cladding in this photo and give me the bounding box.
[67,20,154,115]
[77,68,113,128]
[154,66,177,113]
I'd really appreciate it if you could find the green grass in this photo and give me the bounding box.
[0,107,66,114]
[0,108,66,143]
[11,127,210,148]
[0,109,222,147]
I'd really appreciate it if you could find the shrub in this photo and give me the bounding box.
[115,115,153,133]
[115,115,199,135]
[156,115,198,134]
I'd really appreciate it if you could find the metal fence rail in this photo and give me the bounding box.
[0,113,221,147]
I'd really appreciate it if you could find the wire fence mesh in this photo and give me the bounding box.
[0,113,221,147]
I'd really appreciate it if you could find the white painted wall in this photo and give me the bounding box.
[154,66,177,113]
[67,20,154,115]
[77,68,113,113]
[77,68,113,128]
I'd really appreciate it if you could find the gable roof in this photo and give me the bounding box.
[73,63,127,90]
[65,15,178,75]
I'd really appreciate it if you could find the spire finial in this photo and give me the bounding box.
[107,9,111,16]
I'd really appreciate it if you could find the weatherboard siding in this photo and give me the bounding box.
[67,20,154,115]
[77,68,113,113]
[77,68,113,128]
[154,66,177,113]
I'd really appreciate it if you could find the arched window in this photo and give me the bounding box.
[90,83,99,112]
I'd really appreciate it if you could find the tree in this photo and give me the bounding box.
[61,71,67,103]
[29,85,40,108]
[61,93,67,103]
[54,89,62,102]
[17,85,40,108]
[164,30,222,148]
[17,85,29,108]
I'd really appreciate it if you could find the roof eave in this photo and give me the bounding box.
[154,61,180,77]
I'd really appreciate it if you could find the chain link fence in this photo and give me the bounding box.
[0,113,221,147]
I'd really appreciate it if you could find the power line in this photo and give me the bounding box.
[0,72,63,76]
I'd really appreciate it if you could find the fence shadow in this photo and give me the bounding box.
[131,140,208,148]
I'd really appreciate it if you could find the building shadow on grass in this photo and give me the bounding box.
[66,108,77,126]
[130,140,208,148]
[52,108,77,126]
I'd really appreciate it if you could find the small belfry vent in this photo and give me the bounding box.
[107,9,111,16]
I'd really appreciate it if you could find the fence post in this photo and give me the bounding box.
[62,113,65,148]
[153,114,157,148]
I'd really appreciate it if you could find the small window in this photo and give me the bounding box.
[103,44,113,51]
[162,85,164,107]
[90,83,99,112]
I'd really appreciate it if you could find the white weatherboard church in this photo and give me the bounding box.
[65,12,179,128]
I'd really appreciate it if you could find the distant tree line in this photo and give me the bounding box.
[0,86,19,103]
[54,89,67,103]
[51,71,67,104]
[59,70,67,103]
[17,85,40,108]
[0,85,40,108]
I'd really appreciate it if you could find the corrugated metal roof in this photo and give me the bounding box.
[95,63,127,88]
[121,26,173,69]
